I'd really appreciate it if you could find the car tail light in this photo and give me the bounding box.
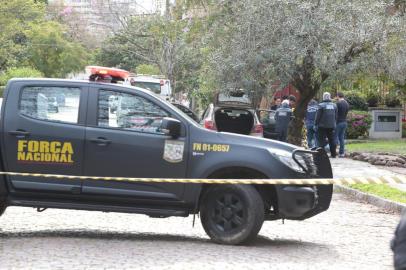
[251,124,263,137]
[204,119,217,130]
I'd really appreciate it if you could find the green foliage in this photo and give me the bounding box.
[0,67,43,96]
[349,184,406,204]
[0,0,90,78]
[345,92,368,111]
[136,64,160,75]
[346,139,406,154]
[384,93,402,107]
[25,21,89,78]
[346,110,372,139]
[0,0,45,71]
[365,91,380,107]
[0,67,43,85]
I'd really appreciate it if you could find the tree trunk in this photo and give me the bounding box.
[287,86,317,146]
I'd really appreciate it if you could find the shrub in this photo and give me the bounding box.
[384,94,402,107]
[0,67,43,97]
[346,92,368,111]
[0,67,43,86]
[403,122,406,138]
[346,110,372,139]
[365,92,380,107]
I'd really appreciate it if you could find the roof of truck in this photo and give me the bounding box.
[7,78,154,95]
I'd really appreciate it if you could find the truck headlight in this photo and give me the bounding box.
[269,149,304,173]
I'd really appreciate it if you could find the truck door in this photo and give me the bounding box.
[82,87,186,202]
[1,82,87,194]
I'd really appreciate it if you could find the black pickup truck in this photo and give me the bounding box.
[0,79,333,245]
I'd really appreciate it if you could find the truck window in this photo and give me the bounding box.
[132,82,161,94]
[19,86,81,124]
[98,90,169,134]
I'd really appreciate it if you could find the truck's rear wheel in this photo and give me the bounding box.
[200,184,264,245]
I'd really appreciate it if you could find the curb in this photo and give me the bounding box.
[334,184,406,214]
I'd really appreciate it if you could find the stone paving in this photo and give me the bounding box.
[0,196,400,270]
[0,158,402,269]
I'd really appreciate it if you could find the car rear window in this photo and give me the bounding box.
[217,93,251,105]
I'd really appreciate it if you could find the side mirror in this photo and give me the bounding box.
[161,117,181,138]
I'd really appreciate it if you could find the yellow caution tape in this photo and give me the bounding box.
[0,171,405,185]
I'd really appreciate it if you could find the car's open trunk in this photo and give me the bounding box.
[214,108,254,135]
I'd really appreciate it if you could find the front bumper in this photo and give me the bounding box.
[275,148,333,220]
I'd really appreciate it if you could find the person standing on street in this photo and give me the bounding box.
[270,97,282,110]
[315,92,338,158]
[288,95,296,110]
[305,99,318,149]
[335,92,350,157]
[275,100,293,142]
[392,211,406,270]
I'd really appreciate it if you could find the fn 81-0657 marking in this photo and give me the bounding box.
[192,143,230,152]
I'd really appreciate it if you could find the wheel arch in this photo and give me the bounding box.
[196,166,278,213]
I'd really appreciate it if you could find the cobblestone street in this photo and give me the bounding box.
[0,192,400,270]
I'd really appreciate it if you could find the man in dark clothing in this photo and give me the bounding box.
[275,100,292,142]
[315,92,338,158]
[392,211,406,270]
[335,92,350,157]
[305,99,318,148]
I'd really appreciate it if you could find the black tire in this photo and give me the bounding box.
[200,184,264,245]
[0,204,6,216]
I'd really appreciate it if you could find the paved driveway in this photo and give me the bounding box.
[0,193,400,270]
[0,157,402,269]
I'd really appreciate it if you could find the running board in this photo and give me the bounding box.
[9,199,189,217]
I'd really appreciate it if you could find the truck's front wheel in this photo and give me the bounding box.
[200,185,264,245]
[0,204,6,217]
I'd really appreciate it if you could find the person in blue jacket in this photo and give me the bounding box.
[275,100,293,142]
[305,99,318,148]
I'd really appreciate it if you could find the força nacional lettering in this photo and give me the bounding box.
[17,140,74,164]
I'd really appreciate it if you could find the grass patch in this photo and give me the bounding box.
[350,184,406,204]
[346,139,406,155]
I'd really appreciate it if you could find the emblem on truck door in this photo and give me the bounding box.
[17,140,74,164]
[163,140,184,163]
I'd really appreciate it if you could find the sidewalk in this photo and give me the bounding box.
[330,158,406,192]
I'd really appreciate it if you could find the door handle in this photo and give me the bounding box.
[9,130,30,138]
[90,137,111,146]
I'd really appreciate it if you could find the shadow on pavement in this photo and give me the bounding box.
[0,229,333,250]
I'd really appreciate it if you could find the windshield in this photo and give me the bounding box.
[133,82,161,94]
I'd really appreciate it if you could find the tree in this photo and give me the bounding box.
[208,0,406,144]
[25,21,89,77]
[136,64,161,75]
[98,14,204,93]
[0,0,45,72]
